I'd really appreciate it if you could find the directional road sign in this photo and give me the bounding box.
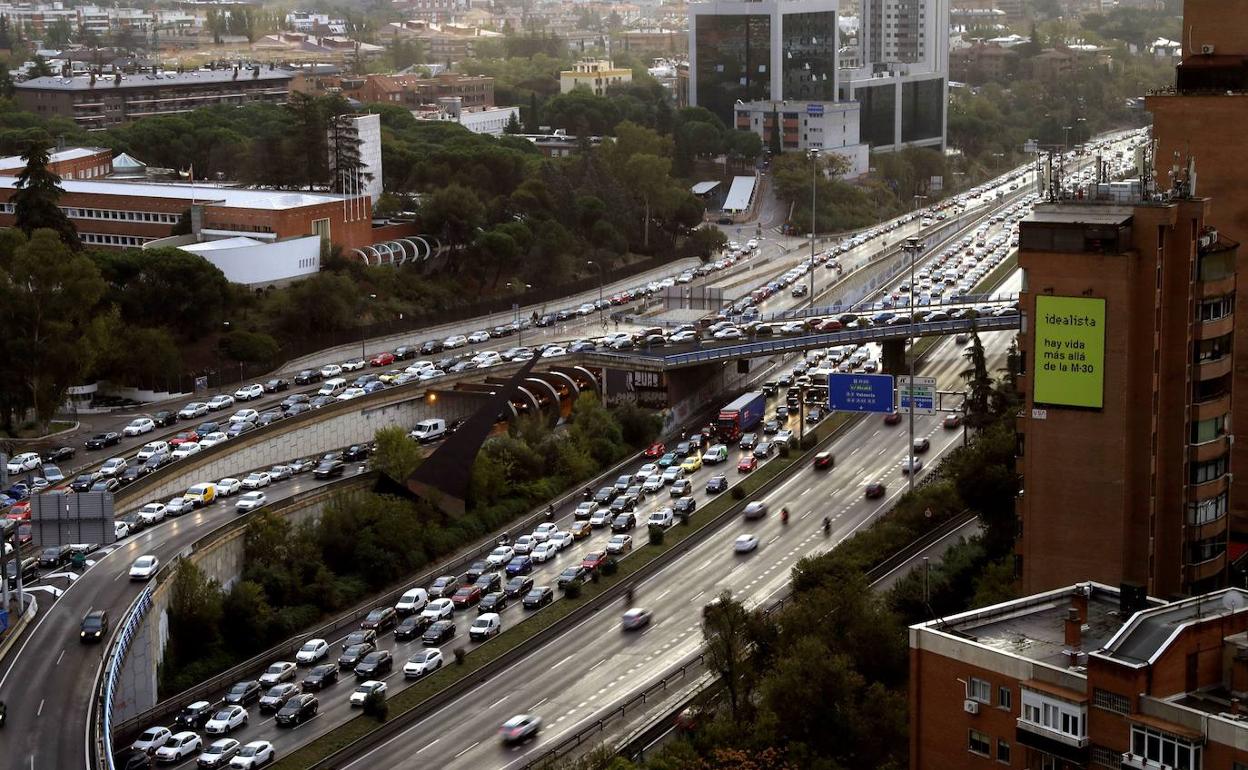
[897,376,937,415]
[827,373,895,413]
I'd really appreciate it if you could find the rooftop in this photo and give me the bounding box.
[16,69,294,92]
[0,146,110,170]
[0,177,351,211]
[1097,589,1248,666]
[1024,204,1135,227]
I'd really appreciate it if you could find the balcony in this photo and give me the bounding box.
[1015,720,1089,765]
[1196,313,1234,339]
[1121,752,1197,770]
[1185,551,1226,584]
[1197,354,1233,381]
[1187,511,1228,543]
[1191,392,1232,422]
[1189,434,1230,464]
[1196,273,1235,299]
[1190,473,1229,503]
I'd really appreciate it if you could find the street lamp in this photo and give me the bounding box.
[808,148,819,308]
[507,282,532,346]
[902,237,923,493]
[220,321,230,390]
[586,260,605,331]
[360,294,377,361]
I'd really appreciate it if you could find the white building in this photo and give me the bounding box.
[330,113,383,209]
[413,98,520,137]
[734,100,869,177]
[559,59,633,95]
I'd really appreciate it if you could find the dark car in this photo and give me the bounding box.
[419,340,444,355]
[670,479,692,498]
[281,393,310,410]
[393,345,415,360]
[142,452,172,473]
[256,410,284,427]
[259,683,301,714]
[423,620,455,645]
[195,422,221,436]
[85,432,121,450]
[395,615,431,641]
[70,472,100,492]
[865,482,886,499]
[593,486,617,505]
[913,437,931,454]
[344,444,370,463]
[475,572,503,594]
[119,465,147,485]
[80,609,109,642]
[293,369,321,385]
[5,557,37,589]
[505,556,533,577]
[674,497,697,515]
[943,413,963,429]
[360,607,397,632]
[338,642,376,669]
[174,699,222,729]
[884,411,903,425]
[504,575,534,598]
[313,459,345,479]
[223,680,262,706]
[354,649,393,678]
[91,478,120,494]
[429,575,460,599]
[43,446,76,463]
[153,410,177,428]
[611,513,637,532]
[39,544,72,567]
[523,586,555,609]
[557,566,589,588]
[609,496,635,514]
[814,451,835,470]
[479,591,508,613]
[302,663,339,691]
[275,693,319,726]
[263,378,290,393]
[464,561,489,584]
[705,474,728,494]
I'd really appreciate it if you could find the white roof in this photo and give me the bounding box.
[691,181,720,195]
[0,176,350,210]
[179,237,266,252]
[0,146,108,169]
[722,176,757,212]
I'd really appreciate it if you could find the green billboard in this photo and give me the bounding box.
[1032,295,1106,409]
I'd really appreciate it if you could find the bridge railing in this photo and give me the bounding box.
[95,582,155,770]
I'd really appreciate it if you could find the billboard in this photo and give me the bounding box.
[1033,295,1106,409]
[828,373,894,413]
[31,491,115,547]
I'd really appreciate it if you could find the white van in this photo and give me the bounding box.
[394,587,429,615]
[318,378,347,397]
[410,418,447,443]
[703,444,729,464]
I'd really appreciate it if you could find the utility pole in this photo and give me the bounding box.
[903,237,923,493]
[808,149,819,309]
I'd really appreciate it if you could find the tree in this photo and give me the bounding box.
[504,111,522,134]
[372,425,422,482]
[328,108,373,196]
[28,55,53,77]
[702,590,759,722]
[624,153,672,250]
[220,329,280,366]
[421,183,486,246]
[961,328,994,428]
[285,92,332,190]
[221,580,274,656]
[12,143,79,247]
[44,17,73,48]
[167,561,224,663]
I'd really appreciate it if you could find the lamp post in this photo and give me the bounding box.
[507,282,532,346]
[902,237,923,493]
[360,293,376,361]
[587,260,605,331]
[808,148,819,308]
[220,320,230,390]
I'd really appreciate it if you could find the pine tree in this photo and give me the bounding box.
[504,111,522,134]
[960,327,994,428]
[13,143,80,248]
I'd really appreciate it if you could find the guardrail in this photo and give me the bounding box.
[95,582,155,770]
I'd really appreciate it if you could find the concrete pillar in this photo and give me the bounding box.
[881,338,907,375]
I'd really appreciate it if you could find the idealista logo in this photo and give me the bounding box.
[1042,312,1098,327]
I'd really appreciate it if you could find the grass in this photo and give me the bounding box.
[270,415,852,769]
[0,420,76,439]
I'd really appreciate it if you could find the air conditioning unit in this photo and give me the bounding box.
[964,699,980,714]
[1201,44,1216,55]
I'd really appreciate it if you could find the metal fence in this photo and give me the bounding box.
[97,582,155,770]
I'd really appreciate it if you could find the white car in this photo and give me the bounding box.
[403,648,443,679]
[713,327,744,340]
[442,335,468,349]
[122,417,155,436]
[258,661,296,687]
[350,680,387,707]
[154,731,202,763]
[199,432,230,449]
[229,409,259,424]
[589,509,613,528]
[647,508,675,529]
[531,523,559,542]
[394,588,429,615]
[336,387,367,401]
[469,613,502,641]
[235,491,267,512]
[486,545,514,567]
[319,364,342,379]
[138,503,167,525]
[229,740,274,769]
[467,330,491,344]
[512,535,537,555]
[197,738,241,768]
[178,402,209,420]
[734,534,759,553]
[114,521,130,540]
[295,638,329,665]
[204,705,248,735]
[131,725,172,753]
[171,442,202,460]
[421,598,455,620]
[234,384,264,401]
[99,457,128,477]
[341,359,366,372]
[634,463,659,482]
[641,475,664,493]
[129,555,159,580]
[548,531,574,551]
[241,472,272,489]
[606,534,633,554]
[216,478,242,496]
[530,541,559,563]
[542,346,567,358]
[136,441,169,461]
[166,497,193,517]
[207,394,235,411]
[901,457,924,475]
[418,369,445,381]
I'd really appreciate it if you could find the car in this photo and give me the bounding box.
[523,586,554,609]
[737,456,758,473]
[169,430,201,447]
[174,701,221,731]
[739,433,758,451]
[295,638,329,665]
[301,663,339,691]
[137,502,166,525]
[154,731,203,763]
[573,502,598,521]
[469,612,502,641]
[674,497,697,515]
[337,642,376,669]
[422,619,456,645]
[743,501,768,520]
[734,534,760,553]
[313,459,345,479]
[643,442,666,458]
[234,384,263,401]
[241,472,271,489]
[657,452,679,469]
[394,588,429,615]
[660,465,685,485]
[532,522,560,542]
[207,395,235,411]
[901,457,924,475]
[529,541,558,563]
[500,713,542,745]
[464,561,490,584]
[258,683,302,714]
[275,694,318,727]
[223,680,262,706]
[235,491,267,512]
[196,738,241,768]
[704,473,729,494]
[884,411,903,425]
[865,482,887,499]
[133,726,174,754]
[122,417,156,437]
[404,648,444,679]
[361,606,398,631]
[70,472,99,492]
[258,661,297,687]
[611,512,637,532]
[229,740,275,769]
[943,413,963,429]
[204,705,248,735]
[753,441,775,459]
[913,437,931,453]
[166,497,194,517]
[35,543,68,568]
[486,545,515,567]
[505,555,534,576]
[621,607,652,631]
[606,534,633,554]
[452,585,483,609]
[129,555,159,580]
[341,359,366,372]
[505,575,534,599]
[229,409,259,424]
[428,576,460,599]
[179,402,210,420]
[344,444,371,461]
[354,649,393,678]
[670,478,693,498]
[421,598,455,620]
[85,432,121,450]
[394,615,431,641]
[569,521,593,540]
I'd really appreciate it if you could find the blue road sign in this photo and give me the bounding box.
[827,373,895,413]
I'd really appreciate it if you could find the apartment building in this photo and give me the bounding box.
[911,582,1248,770]
[559,59,633,95]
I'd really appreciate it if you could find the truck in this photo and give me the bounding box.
[716,391,766,443]
[410,418,447,443]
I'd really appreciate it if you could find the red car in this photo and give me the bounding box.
[5,501,30,521]
[737,456,758,473]
[451,585,482,608]
[943,414,963,429]
[818,318,843,331]
[581,551,608,571]
[883,412,902,426]
[813,451,835,470]
[643,442,666,458]
[865,482,886,499]
[168,430,200,446]
[369,352,395,367]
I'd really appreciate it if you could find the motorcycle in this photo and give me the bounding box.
[780,508,789,525]
[823,517,831,536]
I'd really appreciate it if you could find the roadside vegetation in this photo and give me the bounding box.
[159,395,659,696]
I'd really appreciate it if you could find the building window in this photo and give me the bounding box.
[1188,491,1228,525]
[1092,688,1129,714]
[312,218,331,241]
[997,686,1012,711]
[1199,295,1234,322]
[969,729,990,757]
[1129,725,1202,770]
[969,677,991,703]
[1195,333,1232,362]
[1091,745,1122,767]
[996,739,1010,764]
[1020,689,1086,740]
[1191,414,1228,444]
[1188,534,1226,563]
[1191,456,1228,486]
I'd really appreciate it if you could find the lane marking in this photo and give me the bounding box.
[453,741,480,759]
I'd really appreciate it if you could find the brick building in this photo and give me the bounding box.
[0,146,114,180]
[950,42,1018,83]
[295,72,494,109]
[15,68,293,128]
[1148,0,1248,534]
[1015,195,1238,598]
[911,582,1248,770]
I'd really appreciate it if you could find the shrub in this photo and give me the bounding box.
[731,486,746,501]
[563,581,583,599]
[453,646,467,665]
[602,558,619,577]
[778,443,791,459]
[648,524,665,546]
[362,691,388,722]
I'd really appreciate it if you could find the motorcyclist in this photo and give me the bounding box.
[583,486,593,501]
[823,516,831,535]
[0,699,7,728]
[545,504,555,520]
[781,507,789,524]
